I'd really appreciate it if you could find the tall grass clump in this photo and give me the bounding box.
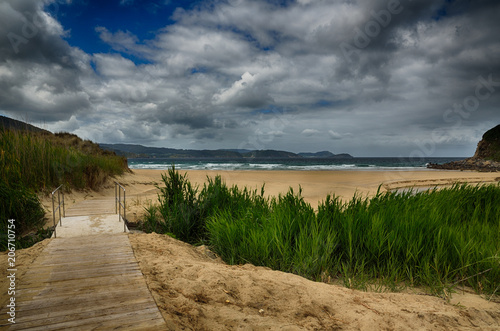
[0,129,127,191]
[155,166,199,242]
[144,165,499,297]
[1,128,128,249]
[207,187,335,278]
[143,165,268,244]
[316,184,500,295]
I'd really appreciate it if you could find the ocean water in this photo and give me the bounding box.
[128,157,463,171]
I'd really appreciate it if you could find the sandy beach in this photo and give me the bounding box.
[38,168,500,225]
[4,168,500,330]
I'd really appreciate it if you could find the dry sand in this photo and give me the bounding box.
[40,168,500,223]
[4,169,500,330]
[130,232,500,330]
[126,169,499,222]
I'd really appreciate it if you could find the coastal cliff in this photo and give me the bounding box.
[428,124,500,172]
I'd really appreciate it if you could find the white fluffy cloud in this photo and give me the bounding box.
[213,72,273,108]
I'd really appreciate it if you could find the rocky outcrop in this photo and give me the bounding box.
[428,124,500,172]
[427,158,500,172]
[473,124,500,161]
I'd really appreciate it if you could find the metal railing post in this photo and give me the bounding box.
[115,182,127,233]
[62,190,65,218]
[51,184,64,238]
[52,193,56,238]
[115,182,117,214]
[124,189,126,232]
[58,190,62,226]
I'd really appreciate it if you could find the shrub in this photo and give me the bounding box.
[0,182,45,250]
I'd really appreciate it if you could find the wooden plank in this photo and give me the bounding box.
[45,237,129,248]
[21,260,135,274]
[15,291,159,315]
[18,264,142,283]
[42,249,132,259]
[36,253,133,264]
[31,254,134,267]
[16,275,145,294]
[65,199,116,217]
[43,247,131,256]
[18,264,143,285]
[9,309,165,331]
[22,260,140,274]
[9,287,156,313]
[12,300,157,327]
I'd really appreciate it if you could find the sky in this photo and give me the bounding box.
[1,0,500,157]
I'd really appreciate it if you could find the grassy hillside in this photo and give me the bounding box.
[0,129,128,191]
[1,126,129,249]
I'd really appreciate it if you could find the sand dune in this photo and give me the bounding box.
[130,232,500,330]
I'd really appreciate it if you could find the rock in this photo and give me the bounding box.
[428,124,500,172]
[473,124,500,161]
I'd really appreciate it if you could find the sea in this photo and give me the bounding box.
[128,157,462,171]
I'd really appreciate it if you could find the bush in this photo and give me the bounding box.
[0,182,45,250]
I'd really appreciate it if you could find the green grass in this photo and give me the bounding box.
[143,167,500,298]
[0,128,128,250]
[143,165,268,243]
[0,129,127,191]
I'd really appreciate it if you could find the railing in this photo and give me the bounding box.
[51,184,65,238]
[115,182,127,232]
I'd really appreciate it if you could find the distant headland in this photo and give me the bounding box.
[428,124,500,172]
[100,143,354,160]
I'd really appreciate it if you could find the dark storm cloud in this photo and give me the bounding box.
[157,105,216,130]
[0,0,499,156]
[0,0,90,121]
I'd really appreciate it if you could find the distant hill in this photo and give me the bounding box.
[99,144,243,158]
[100,143,354,159]
[242,150,300,158]
[0,116,51,134]
[298,151,353,159]
[0,116,355,160]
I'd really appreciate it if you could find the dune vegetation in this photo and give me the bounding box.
[143,166,500,298]
[0,128,128,249]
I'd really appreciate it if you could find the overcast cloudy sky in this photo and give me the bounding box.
[1,0,499,157]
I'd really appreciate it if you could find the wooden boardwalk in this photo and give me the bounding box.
[65,198,116,217]
[1,199,166,330]
[53,198,127,238]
